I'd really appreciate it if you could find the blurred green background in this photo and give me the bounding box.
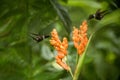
[0,0,120,80]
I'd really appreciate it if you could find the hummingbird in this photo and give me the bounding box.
[30,33,50,42]
[88,9,108,20]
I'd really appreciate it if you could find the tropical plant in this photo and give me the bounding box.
[0,0,120,80]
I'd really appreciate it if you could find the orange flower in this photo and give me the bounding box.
[72,20,88,55]
[50,29,70,70]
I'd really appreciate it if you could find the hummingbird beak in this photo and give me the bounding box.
[30,33,40,42]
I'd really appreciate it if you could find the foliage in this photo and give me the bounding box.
[0,0,120,80]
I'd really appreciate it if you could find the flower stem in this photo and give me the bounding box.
[69,68,73,78]
[73,51,86,80]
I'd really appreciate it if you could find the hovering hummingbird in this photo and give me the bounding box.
[30,33,50,42]
[88,9,108,20]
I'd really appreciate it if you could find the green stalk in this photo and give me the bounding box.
[69,68,74,78]
[66,55,74,78]
[73,34,94,80]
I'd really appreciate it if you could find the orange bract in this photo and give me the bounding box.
[72,20,88,55]
[50,29,70,70]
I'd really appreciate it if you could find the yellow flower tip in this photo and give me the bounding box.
[52,28,57,32]
[73,26,77,29]
[80,20,88,34]
[81,20,87,26]
[51,29,58,36]
[82,20,87,25]
[63,37,68,44]
[63,37,67,41]
[62,37,68,48]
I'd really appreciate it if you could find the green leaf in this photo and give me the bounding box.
[67,0,101,9]
[50,0,72,33]
[41,44,54,60]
